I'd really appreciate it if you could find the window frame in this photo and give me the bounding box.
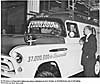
[66,22,80,38]
[27,18,67,37]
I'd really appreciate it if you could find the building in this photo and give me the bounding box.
[1,0,99,34]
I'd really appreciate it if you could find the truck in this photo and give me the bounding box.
[1,13,100,78]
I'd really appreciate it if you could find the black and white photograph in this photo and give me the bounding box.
[1,0,100,81]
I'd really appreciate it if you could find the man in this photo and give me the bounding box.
[81,26,97,77]
[68,25,79,37]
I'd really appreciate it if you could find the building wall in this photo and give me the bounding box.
[8,6,25,34]
[1,1,26,34]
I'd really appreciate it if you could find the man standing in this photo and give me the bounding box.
[81,26,97,77]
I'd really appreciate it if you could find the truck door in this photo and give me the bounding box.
[64,21,83,73]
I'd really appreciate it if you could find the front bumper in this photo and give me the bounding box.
[1,54,16,78]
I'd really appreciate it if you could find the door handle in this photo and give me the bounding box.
[49,48,67,52]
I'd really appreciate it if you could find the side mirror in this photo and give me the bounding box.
[24,34,36,44]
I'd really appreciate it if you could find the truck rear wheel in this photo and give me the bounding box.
[95,55,100,76]
[34,61,61,78]
[95,61,100,76]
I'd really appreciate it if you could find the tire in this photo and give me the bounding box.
[95,60,100,76]
[36,71,55,78]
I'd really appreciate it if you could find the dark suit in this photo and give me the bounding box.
[81,34,97,77]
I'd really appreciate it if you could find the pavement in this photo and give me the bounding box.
[70,71,100,78]
[1,71,84,78]
[1,71,99,78]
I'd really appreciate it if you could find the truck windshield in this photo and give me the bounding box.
[27,18,66,37]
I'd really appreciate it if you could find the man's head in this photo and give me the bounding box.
[70,25,75,32]
[84,26,92,35]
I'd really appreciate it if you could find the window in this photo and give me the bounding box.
[27,18,66,37]
[66,22,80,38]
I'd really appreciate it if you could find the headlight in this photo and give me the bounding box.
[12,52,23,63]
[16,53,23,63]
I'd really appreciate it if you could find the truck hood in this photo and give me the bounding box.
[1,34,65,55]
[29,34,65,44]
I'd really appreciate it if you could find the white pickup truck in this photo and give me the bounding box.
[1,16,100,78]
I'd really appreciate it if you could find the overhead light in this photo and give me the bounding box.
[55,0,62,4]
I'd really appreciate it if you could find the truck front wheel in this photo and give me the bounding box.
[35,71,55,78]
